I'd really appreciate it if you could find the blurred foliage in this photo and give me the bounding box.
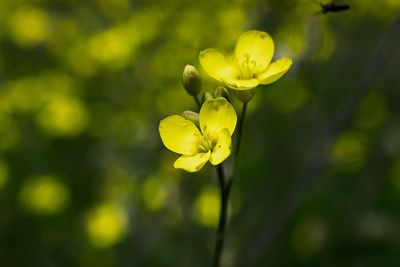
[0,0,400,266]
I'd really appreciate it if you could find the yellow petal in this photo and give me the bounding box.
[173,151,211,172]
[199,48,238,82]
[258,57,292,85]
[209,128,231,165]
[199,98,237,140]
[159,115,202,155]
[234,30,274,69]
[223,77,259,90]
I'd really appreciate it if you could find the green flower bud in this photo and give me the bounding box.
[181,110,199,127]
[182,65,202,96]
[201,92,214,103]
[214,86,231,102]
[234,89,256,103]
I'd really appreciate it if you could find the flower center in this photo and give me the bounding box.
[234,54,266,80]
[196,135,211,153]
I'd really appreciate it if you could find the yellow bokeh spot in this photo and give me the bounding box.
[8,6,50,47]
[19,175,70,215]
[330,131,368,171]
[389,157,400,190]
[194,186,220,227]
[355,91,388,129]
[1,72,88,138]
[86,203,128,248]
[0,160,9,190]
[266,79,310,113]
[141,176,171,212]
[88,28,132,69]
[69,9,160,74]
[0,73,79,114]
[36,95,89,137]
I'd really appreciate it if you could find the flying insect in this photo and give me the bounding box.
[312,1,350,15]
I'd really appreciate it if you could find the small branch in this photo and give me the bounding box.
[235,102,248,158]
[193,95,201,110]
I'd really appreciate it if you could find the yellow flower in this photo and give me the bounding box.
[159,98,237,172]
[199,30,292,90]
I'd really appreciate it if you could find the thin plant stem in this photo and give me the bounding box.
[193,95,201,109]
[212,101,248,266]
[235,102,248,158]
[212,164,231,267]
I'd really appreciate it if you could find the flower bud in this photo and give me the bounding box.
[201,92,214,103]
[182,65,202,96]
[214,86,231,102]
[234,89,256,103]
[182,110,199,127]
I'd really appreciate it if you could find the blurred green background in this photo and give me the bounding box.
[1,0,400,266]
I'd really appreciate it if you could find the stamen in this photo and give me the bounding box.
[234,54,260,79]
[196,135,211,153]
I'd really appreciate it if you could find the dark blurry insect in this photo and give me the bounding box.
[312,1,350,15]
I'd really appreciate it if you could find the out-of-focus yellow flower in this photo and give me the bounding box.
[194,186,220,227]
[86,203,128,248]
[199,30,292,90]
[159,98,236,172]
[19,175,70,215]
[8,7,50,47]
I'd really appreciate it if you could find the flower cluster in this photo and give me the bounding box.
[159,98,236,172]
[159,30,292,172]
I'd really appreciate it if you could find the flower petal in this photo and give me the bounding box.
[258,57,292,85]
[159,115,202,155]
[209,128,231,165]
[173,151,211,172]
[199,98,237,139]
[199,48,238,82]
[223,77,259,90]
[234,30,275,69]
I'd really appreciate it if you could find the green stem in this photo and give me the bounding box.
[212,164,231,267]
[193,95,201,110]
[235,102,248,158]
[212,102,247,266]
